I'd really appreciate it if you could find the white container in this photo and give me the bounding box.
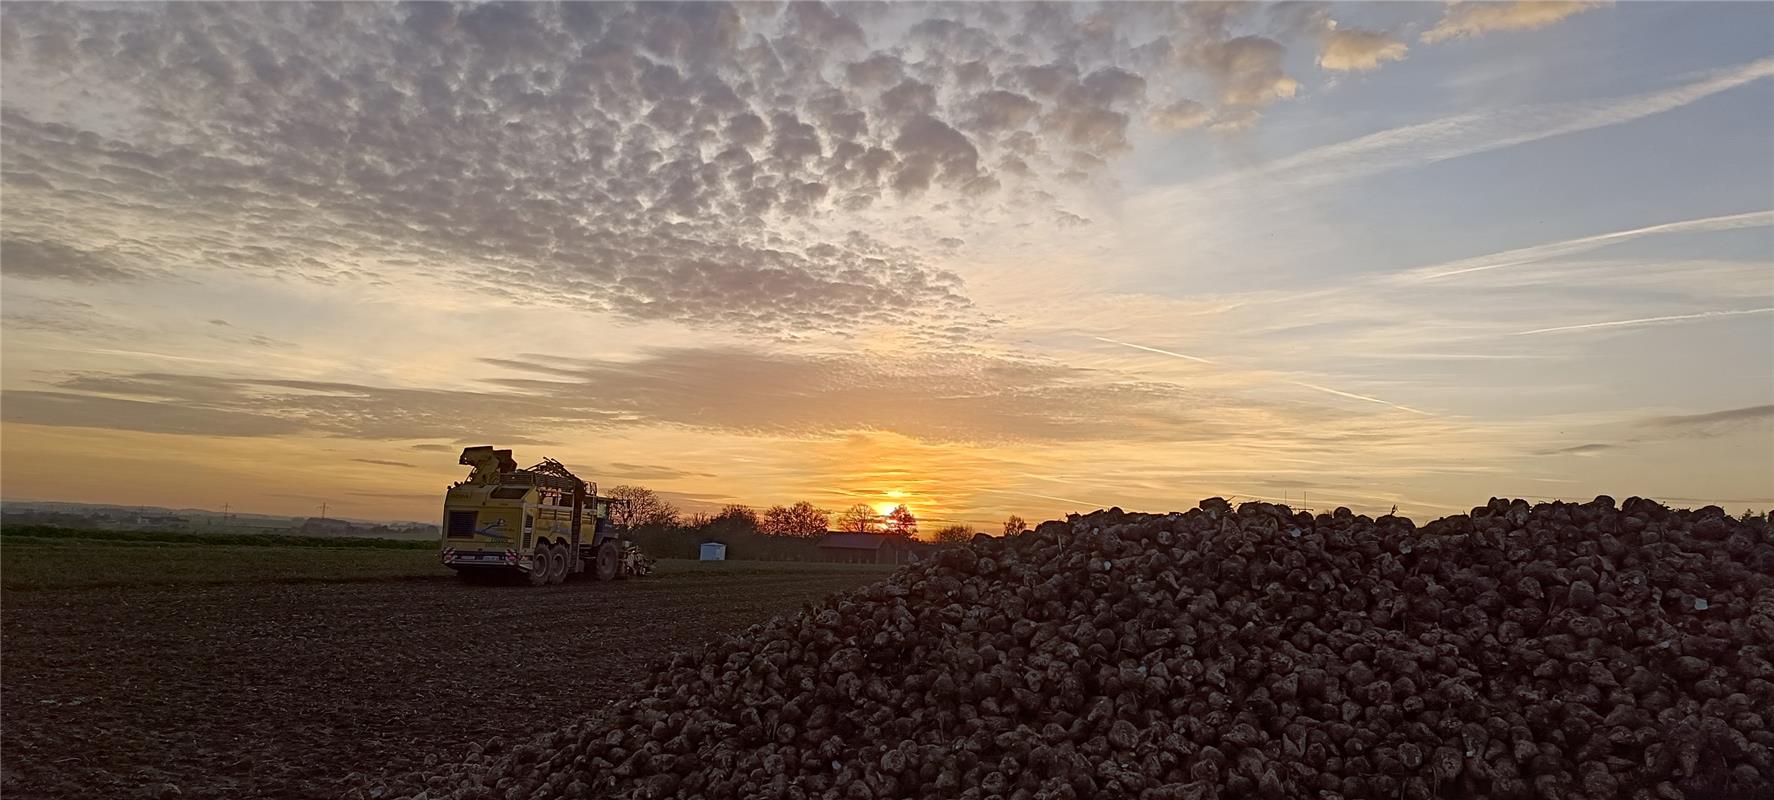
[699,542,728,561]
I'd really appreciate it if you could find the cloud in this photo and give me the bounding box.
[1188,36,1299,111]
[1422,1,1603,44]
[2,3,1395,340]
[1318,28,1408,72]
[845,54,904,88]
[1644,404,1774,436]
[607,462,715,481]
[962,90,1040,134]
[352,458,416,469]
[1079,67,1146,107]
[1151,99,1211,132]
[0,238,137,282]
[1,390,308,437]
[0,346,1396,449]
[787,1,866,49]
[1535,443,1615,456]
[1534,405,1774,458]
[0,294,107,335]
[892,114,983,195]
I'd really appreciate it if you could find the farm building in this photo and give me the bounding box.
[699,542,727,561]
[815,533,933,565]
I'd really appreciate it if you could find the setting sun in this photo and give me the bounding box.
[873,501,902,518]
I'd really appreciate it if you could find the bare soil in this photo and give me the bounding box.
[0,556,889,800]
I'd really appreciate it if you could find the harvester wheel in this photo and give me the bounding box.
[593,541,619,581]
[612,542,630,581]
[546,543,569,585]
[526,546,551,587]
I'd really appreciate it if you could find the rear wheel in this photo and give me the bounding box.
[526,544,551,586]
[593,541,619,581]
[546,543,569,585]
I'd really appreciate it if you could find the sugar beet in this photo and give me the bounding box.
[369,497,1774,800]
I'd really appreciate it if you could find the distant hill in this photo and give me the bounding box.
[0,499,436,539]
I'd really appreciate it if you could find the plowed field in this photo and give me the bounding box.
[0,540,889,800]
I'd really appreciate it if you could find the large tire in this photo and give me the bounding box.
[593,541,619,581]
[526,544,551,587]
[546,542,569,585]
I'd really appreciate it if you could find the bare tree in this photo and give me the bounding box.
[606,484,679,529]
[762,501,830,537]
[702,504,761,535]
[933,524,974,545]
[835,504,879,533]
[885,504,917,537]
[1002,514,1028,536]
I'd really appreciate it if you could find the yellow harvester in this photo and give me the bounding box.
[440,446,642,584]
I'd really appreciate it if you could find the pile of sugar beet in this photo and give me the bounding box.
[367,496,1774,800]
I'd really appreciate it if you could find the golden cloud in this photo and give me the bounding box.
[1319,28,1409,72]
[1421,1,1603,44]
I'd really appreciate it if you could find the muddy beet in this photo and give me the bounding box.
[379,497,1774,800]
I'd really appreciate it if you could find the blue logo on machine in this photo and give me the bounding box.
[476,518,511,541]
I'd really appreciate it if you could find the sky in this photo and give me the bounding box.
[1,1,1771,531]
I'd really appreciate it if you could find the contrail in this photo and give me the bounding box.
[79,348,236,365]
[1290,381,1434,416]
[1512,307,1774,336]
[1093,336,1216,364]
[1140,57,1774,208]
[1097,335,1434,416]
[977,487,1107,508]
[1413,210,1774,281]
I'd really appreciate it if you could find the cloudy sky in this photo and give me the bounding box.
[2,1,1770,529]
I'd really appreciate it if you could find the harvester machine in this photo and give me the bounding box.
[440,446,651,585]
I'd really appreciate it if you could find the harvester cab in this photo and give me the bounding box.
[458,446,517,485]
[440,446,651,585]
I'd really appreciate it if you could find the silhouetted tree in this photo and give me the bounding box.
[836,504,879,532]
[885,504,917,537]
[934,524,974,545]
[702,504,761,536]
[762,501,829,537]
[1002,514,1028,536]
[606,485,679,529]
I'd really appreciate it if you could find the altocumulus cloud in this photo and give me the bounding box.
[0,2,1536,340]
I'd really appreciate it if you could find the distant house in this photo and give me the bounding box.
[699,542,728,561]
[816,533,932,565]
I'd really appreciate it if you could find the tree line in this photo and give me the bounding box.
[604,485,1029,544]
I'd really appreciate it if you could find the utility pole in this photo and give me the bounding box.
[318,502,328,520]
